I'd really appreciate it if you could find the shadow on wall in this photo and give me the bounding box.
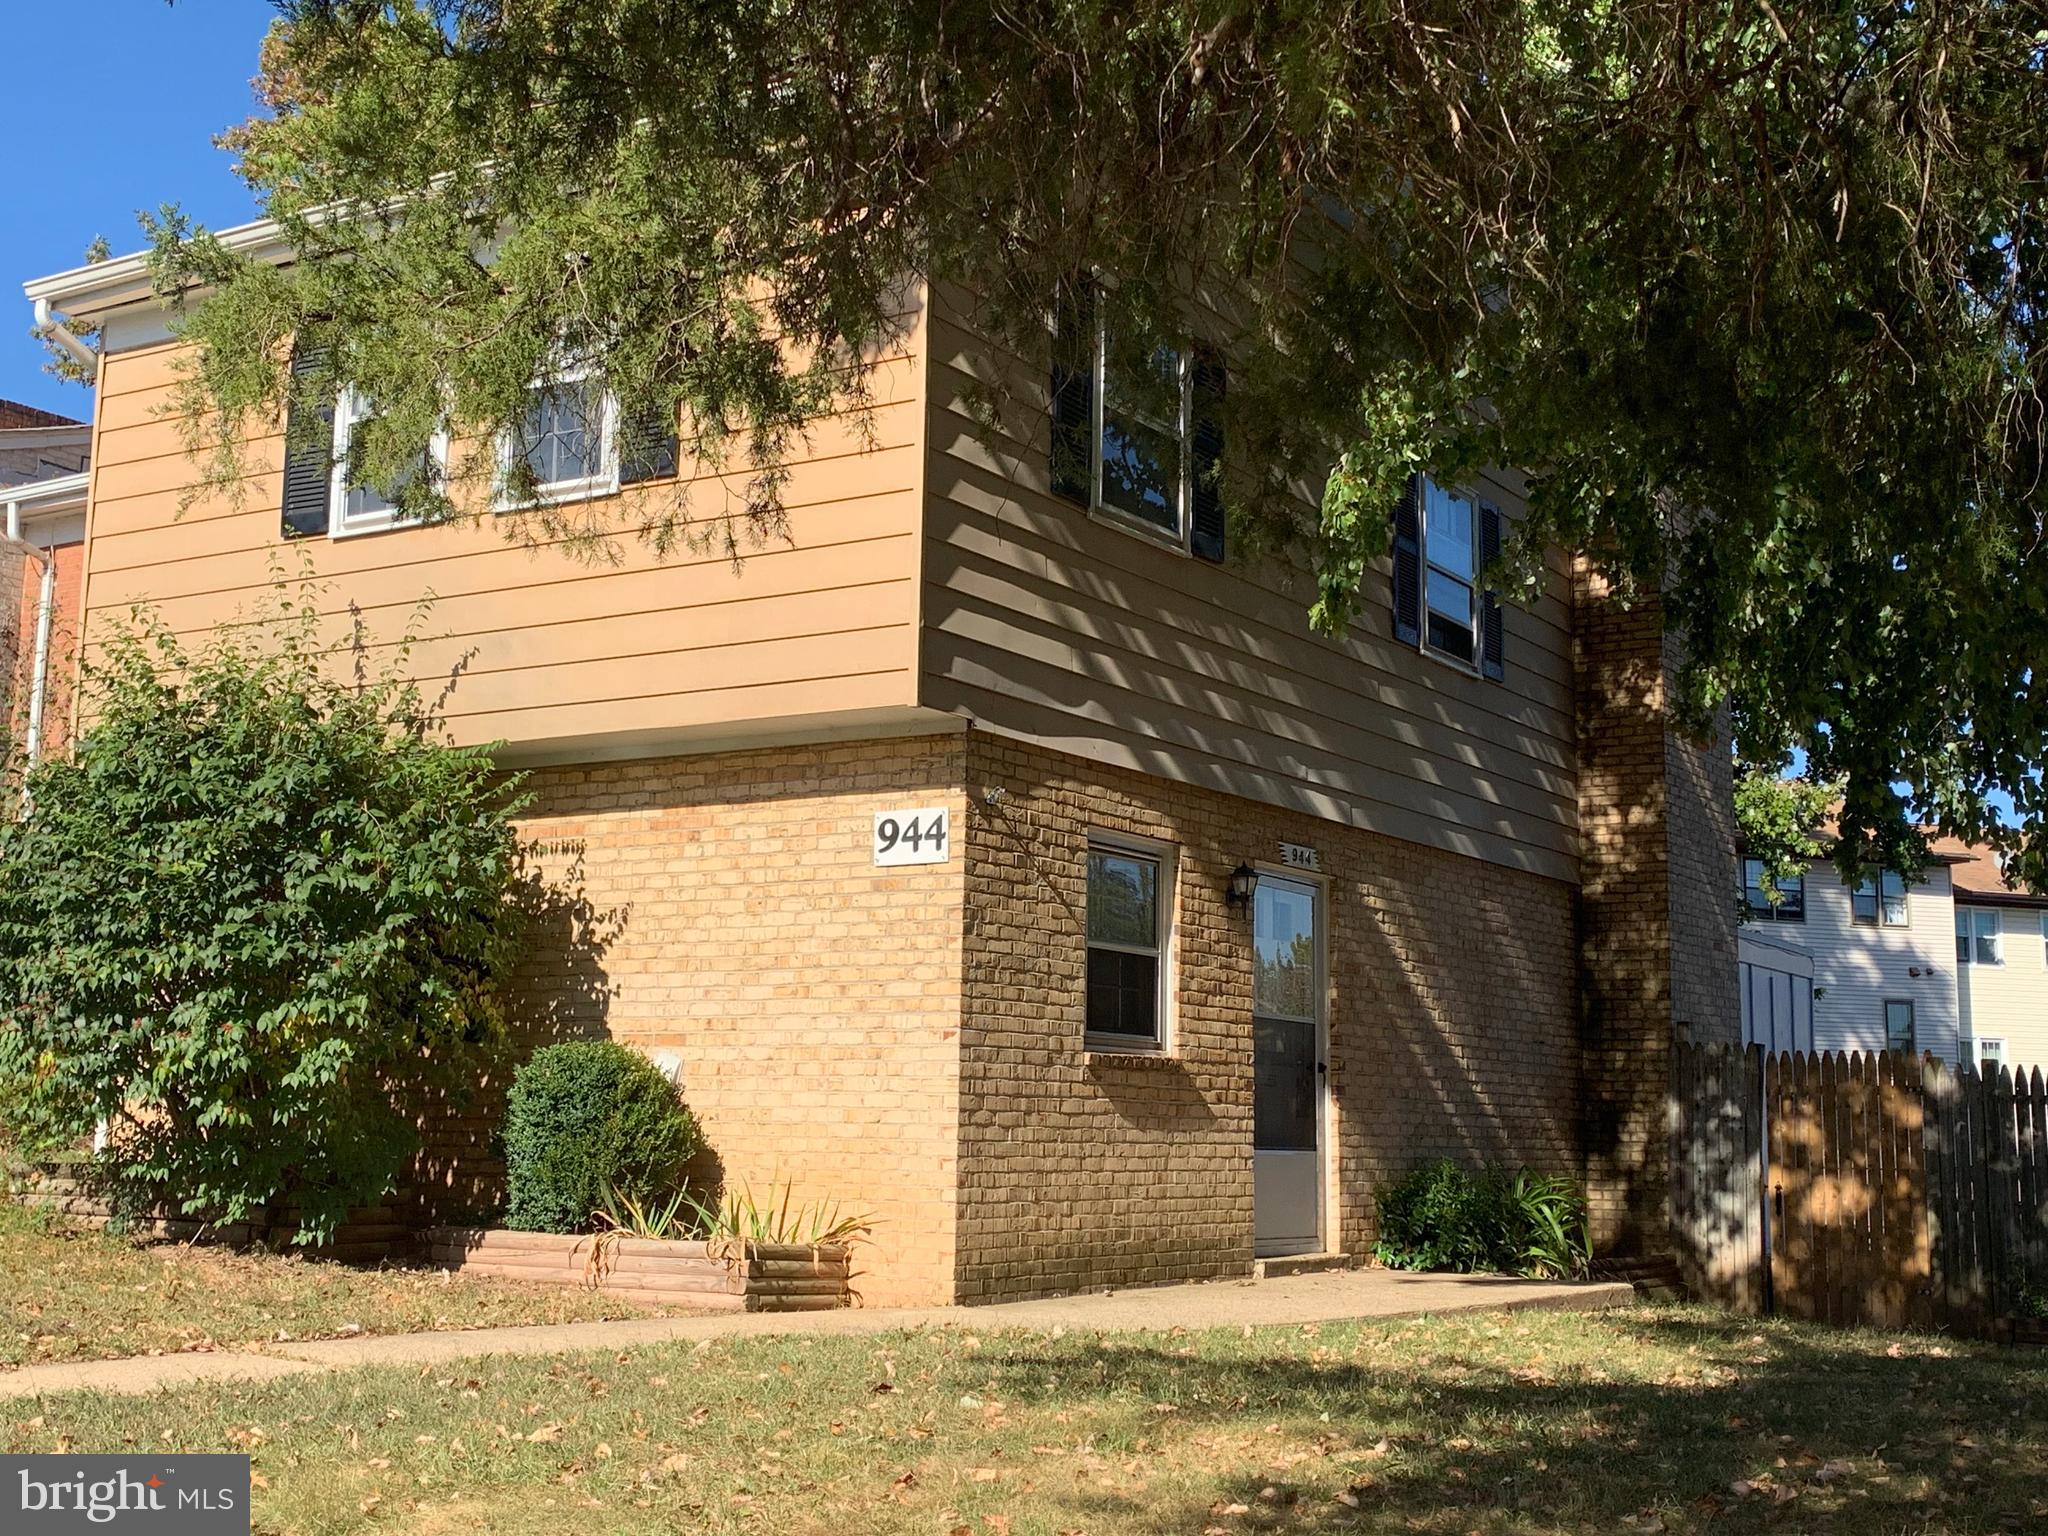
[406,840,631,1225]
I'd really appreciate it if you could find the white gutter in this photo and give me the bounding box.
[31,297,96,371]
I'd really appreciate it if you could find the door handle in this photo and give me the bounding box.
[1316,1062,1328,1075]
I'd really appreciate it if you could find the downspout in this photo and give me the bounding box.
[24,547,55,771]
[31,298,95,373]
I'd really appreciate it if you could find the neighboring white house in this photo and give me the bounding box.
[1739,847,1964,1064]
[1940,839,2048,1077]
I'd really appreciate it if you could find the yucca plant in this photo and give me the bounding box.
[581,1181,695,1285]
[680,1180,873,1259]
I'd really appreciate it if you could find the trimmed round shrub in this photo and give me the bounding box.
[502,1042,702,1233]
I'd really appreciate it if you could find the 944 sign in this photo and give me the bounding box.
[872,807,950,866]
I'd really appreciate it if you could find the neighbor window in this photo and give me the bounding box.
[1085,841,1170,1046]
[329,386,446,536]
[1851,870,1909,926]
[1884,1000,1917,1056]
[1978,1037,2006,1071]
[2040,911,2048,967]
[1956,908,2002,965]
[1741,858,1805,922]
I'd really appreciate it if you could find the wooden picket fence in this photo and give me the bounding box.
[1671,1040,2048,1335]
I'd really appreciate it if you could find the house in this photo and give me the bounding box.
[1739,832,2048,1073]
[21,224,1738,1306]
[0,400,88,763]
[1936,838,2048,1076]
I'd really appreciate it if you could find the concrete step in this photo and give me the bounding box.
[1253,1252,1356,1280]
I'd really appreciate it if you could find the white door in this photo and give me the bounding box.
[1253,875,1325,1256]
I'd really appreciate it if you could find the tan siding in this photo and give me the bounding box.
[1957,904,2048,1073]
[919,300,1579,881]
[79,313,930,756]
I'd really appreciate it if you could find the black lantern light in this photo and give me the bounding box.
[1226,861,1259,914]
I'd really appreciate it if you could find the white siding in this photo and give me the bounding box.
[1745,862,1961,1063]
[1738,931,1814,1055]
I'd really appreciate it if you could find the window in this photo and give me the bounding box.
[1098,334,1189,538]
[1391,474,1504,679]
[496,363,681,508]
[2040,910,2047,967]
[1978,1037,2006,1071]
[329,386,446,536]
[1048,281,1226,563]
[1884,1000,1917,1056]
[1085,840,1171,1047]
[1422,479,1478,665]
[1851,869,1909,926]
[1956,907,2002,965]
[1741,858,1805,922]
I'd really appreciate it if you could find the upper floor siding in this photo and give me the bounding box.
[916,285,1580,883]
[75,276,1582,881]
[78,312,933,765]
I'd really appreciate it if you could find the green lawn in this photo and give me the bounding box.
[7,1305,2044,1535]
[0,1202,677,1369]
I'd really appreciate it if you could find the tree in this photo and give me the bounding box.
[142,1,2048,877]
[0,590,527,1243]
[1734,768,1839,915]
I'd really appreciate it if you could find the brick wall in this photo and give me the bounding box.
[956,731,1581,1302]
[1574,565,1738,1255]
[415,735,970,1307]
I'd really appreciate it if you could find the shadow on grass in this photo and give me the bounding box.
[970,1309,2048,1533]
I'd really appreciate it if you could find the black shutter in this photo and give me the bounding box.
[1189,349,1226,563]
[1479,501,1505,681]
[280,341,334,539]
[618,399,680,485]
[1391,473,1422,646]
[1049,278,1096,505]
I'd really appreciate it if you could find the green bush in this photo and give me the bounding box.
[0,594,525,1244]
[1373,1160,1590,1279]
[502,1041,701,1233]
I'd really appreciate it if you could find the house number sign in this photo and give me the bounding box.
[1279,842,1321,872]
[873,807,951,866]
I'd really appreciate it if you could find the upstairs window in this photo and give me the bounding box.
[1391,474,1504,681]
[1742,858,1806,922]
[1049,280,1226,563]
[1956,907,2002,965]
[329,386,446,536]
[1851,869,1909,926]
[493,362,680,509]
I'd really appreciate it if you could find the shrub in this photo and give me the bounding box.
[1373,1160,1590,1279]
[0,594,525,1244]
[502,1041,701,1233]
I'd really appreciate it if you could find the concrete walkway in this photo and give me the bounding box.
[0,1269,1631,1403]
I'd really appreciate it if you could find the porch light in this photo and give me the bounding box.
[1226,862,1259,914]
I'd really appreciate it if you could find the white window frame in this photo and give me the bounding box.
[1082,832,1177,1053]
[2039,910,2047,968]
[1956,906,2002,966]
[1741,857,1806,923]
[1418,477,1483,671]
[329,386,448,538]
[1977,1037,2006,1070]
[1088,313,1193,552]
[496,361,620,509]
[1851,869,1910,927]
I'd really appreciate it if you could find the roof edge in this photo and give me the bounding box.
[22,216,289,319]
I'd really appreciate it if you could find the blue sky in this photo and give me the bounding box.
[2,1,276,418]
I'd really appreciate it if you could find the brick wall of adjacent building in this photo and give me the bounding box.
[411,734,971,1307]
[1574,565,1738,1255]
[955,730,1581,1303]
